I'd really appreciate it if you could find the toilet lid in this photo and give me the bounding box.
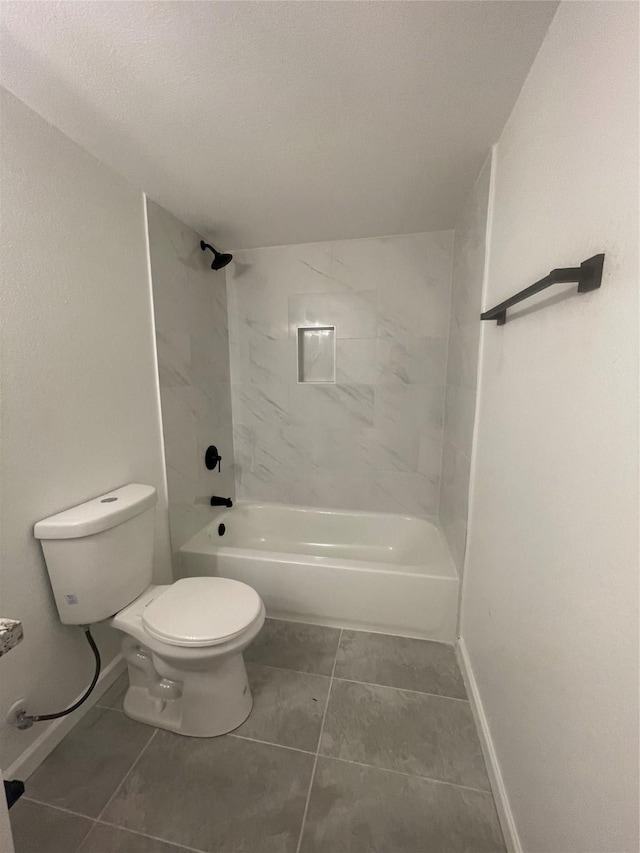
[142,577,262,647]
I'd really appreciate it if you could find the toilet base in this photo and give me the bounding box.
[120,637,254,737]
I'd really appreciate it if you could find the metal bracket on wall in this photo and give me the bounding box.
[480,254,605,325]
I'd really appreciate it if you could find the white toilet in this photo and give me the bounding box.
[34,483,265,737]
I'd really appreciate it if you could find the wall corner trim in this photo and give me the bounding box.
[456,637,522,853]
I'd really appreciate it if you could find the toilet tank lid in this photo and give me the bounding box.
[34,484,157,540]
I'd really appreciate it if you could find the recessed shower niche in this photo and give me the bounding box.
[297,326,336,383]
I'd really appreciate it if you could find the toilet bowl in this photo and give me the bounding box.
[34,483,265,738]
[111,577,265,737]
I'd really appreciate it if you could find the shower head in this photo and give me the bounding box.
[200,240,233,270]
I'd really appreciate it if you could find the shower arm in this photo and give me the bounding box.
[200,240,233,270]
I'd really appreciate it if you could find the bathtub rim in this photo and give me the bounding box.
[179,501,458,581]
[214,499,441,525]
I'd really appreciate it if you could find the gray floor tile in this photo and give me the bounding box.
[101,731,315,852]
[236,663,330,751]
[10,799,93,853]
[335,630,467,699]
[299,757,506,853]
[78,823,190,852]
[244,619,341,675]
[320,679,490,790]
[97,673,128,710]
[27,706,154,817]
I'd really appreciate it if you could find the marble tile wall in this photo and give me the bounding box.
[147,199,235,563]
[227,231,454,517]
[440,155,492,574]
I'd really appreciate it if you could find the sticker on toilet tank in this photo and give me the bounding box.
[65,594,79,605]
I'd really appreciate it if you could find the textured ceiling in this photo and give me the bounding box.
[0,1,557,249]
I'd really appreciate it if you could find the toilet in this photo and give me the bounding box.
[34,483,265,737]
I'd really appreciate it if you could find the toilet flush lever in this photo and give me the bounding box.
[205,445,222,472]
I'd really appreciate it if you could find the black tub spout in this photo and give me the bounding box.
[210,496,233,508]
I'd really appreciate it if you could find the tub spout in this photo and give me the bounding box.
[211,496,233,507]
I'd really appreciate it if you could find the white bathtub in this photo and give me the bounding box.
[179,502,459,642]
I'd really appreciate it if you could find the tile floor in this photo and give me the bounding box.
[10,619,506,853]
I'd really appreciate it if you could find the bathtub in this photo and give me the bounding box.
[179,502,459,642]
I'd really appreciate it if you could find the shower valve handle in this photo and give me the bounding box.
[205,445,222,472]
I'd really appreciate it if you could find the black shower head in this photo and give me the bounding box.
[211,251,233,270]
[200,240,233,270]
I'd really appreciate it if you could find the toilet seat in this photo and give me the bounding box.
[142,577,262,648]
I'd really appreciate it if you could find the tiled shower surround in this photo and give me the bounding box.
[227,232,454,516]
[147,200,235,560]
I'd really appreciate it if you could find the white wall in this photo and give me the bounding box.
[147,199,235,561]
[460,4,639,852]
[0,89,172,773]
[440,155,491,574]
[227,233,453,516]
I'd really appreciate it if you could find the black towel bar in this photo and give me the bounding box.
[480,254,604,325]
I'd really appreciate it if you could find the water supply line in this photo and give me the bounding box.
[12,627,101,729]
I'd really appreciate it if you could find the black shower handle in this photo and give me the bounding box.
[205,445,222,472]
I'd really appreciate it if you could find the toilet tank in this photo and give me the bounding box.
[34,484,157,625]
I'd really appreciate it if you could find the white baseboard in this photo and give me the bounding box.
[4,654,126,782]
[456,637,522,853]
